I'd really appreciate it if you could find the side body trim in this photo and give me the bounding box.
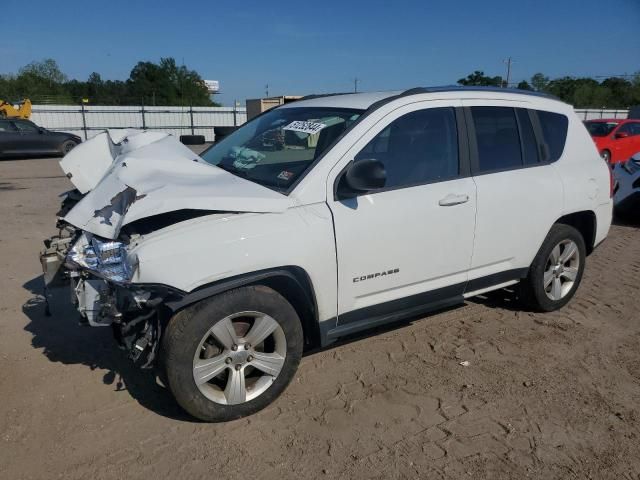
[321,268,528,346]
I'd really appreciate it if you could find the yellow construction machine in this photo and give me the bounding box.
[0,98,32,119]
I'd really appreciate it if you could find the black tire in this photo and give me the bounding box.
[162,285,303,422]
[179,134,205,145]
[519,224,586,312]
[213,126,238,143]
[601,149,611,163]
[60,140,77,155]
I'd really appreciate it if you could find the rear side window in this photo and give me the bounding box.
[471,106,522,172]
[537,111,568,162]
[355,107,459,189]
[0,119,15,132]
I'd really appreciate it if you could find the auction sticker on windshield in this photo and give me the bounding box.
[283,120,326,135]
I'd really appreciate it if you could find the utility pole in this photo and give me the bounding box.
[265,84,269,97]
[354,77,359,93]
[503,57,513,88]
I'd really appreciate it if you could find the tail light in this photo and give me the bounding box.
[609,165,615,198]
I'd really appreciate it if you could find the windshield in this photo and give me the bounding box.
[200,107,363,192]
[584,121,618,137]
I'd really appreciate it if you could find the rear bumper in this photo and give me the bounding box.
[594,200,614,247]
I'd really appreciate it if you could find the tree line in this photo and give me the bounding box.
[457,70,640,109]
[2,58,638,108]
[0,58,218,106]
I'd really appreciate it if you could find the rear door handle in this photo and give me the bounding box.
[438,194,469,206]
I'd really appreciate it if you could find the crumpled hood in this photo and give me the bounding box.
[61,130,293,239]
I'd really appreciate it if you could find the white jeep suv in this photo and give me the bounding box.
[41,87,613,421]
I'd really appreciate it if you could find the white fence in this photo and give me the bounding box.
[31,105,630,142]
[574,108,629,120]
[31,105,248,142]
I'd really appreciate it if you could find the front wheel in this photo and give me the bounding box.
[519,224,586,312]
[162,285,303,422]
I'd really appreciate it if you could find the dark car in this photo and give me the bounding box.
[0,118,81,158]
[612,152,640,219]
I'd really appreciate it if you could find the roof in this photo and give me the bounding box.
[283,86,563,111]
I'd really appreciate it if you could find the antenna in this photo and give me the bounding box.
[354,77,359,93]
[265,84,269,97]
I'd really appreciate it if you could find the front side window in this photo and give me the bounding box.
[200,107,362,192]
[354,107,459,189]
[616,123,633,135]
[616,123,640,136]
[13,121,39,133]
[471,107,522,172]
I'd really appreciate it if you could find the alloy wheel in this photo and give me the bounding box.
[192,311,287,405]
[543,239,580,301]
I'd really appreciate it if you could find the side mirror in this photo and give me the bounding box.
[340,158,386,196]
[38,128,46,134]
[615,131,629,139]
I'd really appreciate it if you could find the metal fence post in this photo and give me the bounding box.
[233,101,238,127]
[80,103,88,140]
[141,102,146,130]
[189,105,194,135]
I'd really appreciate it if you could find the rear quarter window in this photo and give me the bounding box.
[536,111,568,163]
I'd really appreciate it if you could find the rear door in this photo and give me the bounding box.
[327,101,477,325]
[462,103,565,289]
[0,119,21,155]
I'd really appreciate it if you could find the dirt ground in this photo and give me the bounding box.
[1,155,640,480]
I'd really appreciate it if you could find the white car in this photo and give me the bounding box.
[41,87,613,421]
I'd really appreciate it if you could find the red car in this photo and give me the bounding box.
[584,118,640,163]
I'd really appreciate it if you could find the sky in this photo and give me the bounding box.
[2,0,639,106]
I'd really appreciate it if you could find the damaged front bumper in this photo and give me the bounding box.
[40,228,182,368]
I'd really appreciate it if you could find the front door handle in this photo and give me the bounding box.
[438,193,469,206]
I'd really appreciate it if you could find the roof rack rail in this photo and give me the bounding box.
[299,92,352,101]
[398,85,560,101]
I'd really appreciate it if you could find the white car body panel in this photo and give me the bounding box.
[552,110,614,246]
[56,88,613,332]
[61,131,293,239]
[128,204,339,323]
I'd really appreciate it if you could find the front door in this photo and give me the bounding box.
[327,102,477,325]
[11,120,51,154]
[612,122,640,162]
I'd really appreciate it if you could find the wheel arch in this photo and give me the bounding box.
[165,266,321,350]
[554,210,597,255]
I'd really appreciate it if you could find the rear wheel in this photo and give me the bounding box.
[162,285,303,422]
[519,224,586,312]
[60,140,77,155]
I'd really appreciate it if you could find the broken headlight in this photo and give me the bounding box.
[67,233,135,284]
